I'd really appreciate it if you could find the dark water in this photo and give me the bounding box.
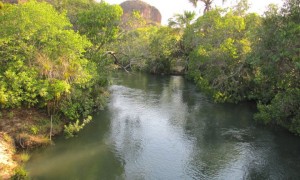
[26,73,300,179]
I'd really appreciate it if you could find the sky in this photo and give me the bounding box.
[101,0,284,25]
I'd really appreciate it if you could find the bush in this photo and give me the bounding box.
[255,89,300,135]
[11,167,28,180]
[30,126,39,135]
[64,116,92,138]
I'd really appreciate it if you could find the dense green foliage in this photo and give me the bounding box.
[183,0,300,134]
[46,0,94,26]
[0,1,91,110]
[116,26,181,74]
[110,12,182,74]
[147,27,181,74]
[77,2,123,47]
[251,0,300,134]
[186,9,260,102]
[0,1,121,131]
[111,26,158,71]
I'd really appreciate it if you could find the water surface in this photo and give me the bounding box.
[26,73,300,179]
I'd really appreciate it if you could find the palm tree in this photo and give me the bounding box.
[168,11,196,29]
[189,0,226,14]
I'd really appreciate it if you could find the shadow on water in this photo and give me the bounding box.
[27,72,300,180]
[26,112,124,180]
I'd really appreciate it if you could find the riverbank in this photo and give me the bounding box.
[0,132,17,179]
[0,108,64,179]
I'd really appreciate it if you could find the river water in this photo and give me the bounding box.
[26,73,300,179]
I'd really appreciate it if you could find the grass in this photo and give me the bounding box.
[13,152,30,164]
[0,108,65,179]
[11,166,28,180]
[8,111,14,119]
[30,125,39,135]
[19,153,30,163]
[3,133,13,143]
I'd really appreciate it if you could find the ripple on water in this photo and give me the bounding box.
[26,74,300,180]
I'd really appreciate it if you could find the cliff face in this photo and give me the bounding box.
[120,0,162,25]
[2,0,18,3]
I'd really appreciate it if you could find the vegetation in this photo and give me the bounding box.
[0,0,299,138]
[11,166,28,180]
[109,0,299,135]
[183,0,300,134]
[0,0,299,178]
[186,8,259,102]
[251,0,300,134]
[168,11,196,29]
[0,0,121,176]
[110,11,183,74]
[0,0,121,133]
[0,1,300,177]
[64,116,92,138]
[188,0,227,14]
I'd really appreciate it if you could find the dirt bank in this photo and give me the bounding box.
[0,132,17,179]
[0,108,64,178]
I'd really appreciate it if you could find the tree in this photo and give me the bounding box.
[147,27,181,74]
[232,0,250,16]
[120,10,147,30]
[0,1,110,122]
[168,11,197,73]
[168,11,196,29]
[0,1,91,109]
[45,0,94,30]
[74,2,123,88]
[188,0,226,14]
[185,6,261,102]
[77,2,123,49]
[251,0,300,134]
[109,26,158,71]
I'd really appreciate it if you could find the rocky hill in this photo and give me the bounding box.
[120,0,162,25]
[1,0,27,3]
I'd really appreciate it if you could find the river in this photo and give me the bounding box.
[26,73,300,179]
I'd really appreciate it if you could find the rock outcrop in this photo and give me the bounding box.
[120,0,162,26]
[1,0,27,3]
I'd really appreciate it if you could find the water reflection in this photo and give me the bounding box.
[108,76,193,179]
[27,73,300,179]
[26,113,124,180]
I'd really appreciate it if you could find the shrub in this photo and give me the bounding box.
[64,116,92,138]
[11,166,28,180]
[255,89,300,135]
